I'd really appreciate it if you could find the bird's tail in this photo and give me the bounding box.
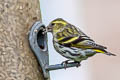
[93,49,116,56]
[104,52,116,56]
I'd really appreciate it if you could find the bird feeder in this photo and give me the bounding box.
[28,21,79,80]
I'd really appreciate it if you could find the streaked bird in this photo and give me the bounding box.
[47,18,116,66]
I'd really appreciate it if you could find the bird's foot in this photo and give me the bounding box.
[61,60,71,69]
[61,60,81,69]
[74,61,81,68]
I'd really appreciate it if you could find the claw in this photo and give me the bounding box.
[61,60,71,69]
[74,61,81,67]
[61,60,81,69]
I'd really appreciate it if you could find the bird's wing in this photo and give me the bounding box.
[58,34,107,49]
[57,24,107,49]
[72,24,107,49]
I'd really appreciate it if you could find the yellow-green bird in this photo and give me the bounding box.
[47,18,116,66]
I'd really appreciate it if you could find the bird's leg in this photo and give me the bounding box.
[61,60,71,69]
[74,61,81,68]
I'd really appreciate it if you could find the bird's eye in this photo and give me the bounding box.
[51,23,55,26]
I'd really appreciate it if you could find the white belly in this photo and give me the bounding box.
[53,42,91,62]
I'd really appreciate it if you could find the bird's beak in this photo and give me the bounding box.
[46,25,52,32]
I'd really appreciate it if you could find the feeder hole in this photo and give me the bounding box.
[37,26,46,50]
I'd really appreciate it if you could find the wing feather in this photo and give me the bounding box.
[56,24,107,49]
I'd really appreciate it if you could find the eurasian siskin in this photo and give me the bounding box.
[47,18,116,66]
